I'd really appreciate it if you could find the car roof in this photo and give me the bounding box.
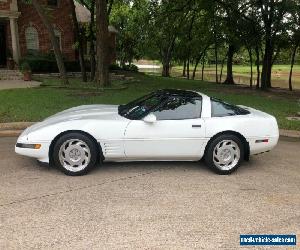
[155,89,202,98]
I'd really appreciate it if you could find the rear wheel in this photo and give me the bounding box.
[53,133,98,176]
[205,134,244,175]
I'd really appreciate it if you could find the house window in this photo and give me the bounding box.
[25,26,39,52]
[47,0,58,7]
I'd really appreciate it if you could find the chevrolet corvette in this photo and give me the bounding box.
[15,89,279,175]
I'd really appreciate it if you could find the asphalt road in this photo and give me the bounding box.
[0,137,299,249]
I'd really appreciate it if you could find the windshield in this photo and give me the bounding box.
[118,92,168,120]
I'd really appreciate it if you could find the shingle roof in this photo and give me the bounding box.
[75,2,118,33]
[75,2,91,23]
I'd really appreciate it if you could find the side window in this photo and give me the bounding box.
[211,98,250,117]
[124,95,166,120]
[153,96,202,120]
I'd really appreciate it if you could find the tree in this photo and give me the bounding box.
[223,44,237,84]
[78,0,116,81]
[148,0,192,77]
[31,0,69,84]
[255,0,291,89]
[238,11,263,88]
[186,10,212,80]
[77,0,96,80]
[110,0,150,66]
[217,0,249,85]
[288,0,300,91]
[95,0,110,87]
[89,0,96,80]
[70,0,87,82]
[212,0,297,90]
[212,1,220,84]
[170,0,213,81]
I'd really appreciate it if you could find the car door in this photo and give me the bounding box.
[124,95,206,160]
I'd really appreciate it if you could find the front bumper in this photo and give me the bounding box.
[15,142,51,163]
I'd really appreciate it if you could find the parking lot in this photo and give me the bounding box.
[0,136,299,249]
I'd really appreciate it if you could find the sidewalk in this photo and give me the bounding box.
[0,80,40,90]
[0,122,299,138]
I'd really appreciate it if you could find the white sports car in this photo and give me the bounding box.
[15,89,279,176]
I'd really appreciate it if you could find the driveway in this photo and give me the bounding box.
[0,137,299,249]
[0,80,40,90]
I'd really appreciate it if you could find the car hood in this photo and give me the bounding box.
[46,104,121,121]
[23,105,126,135]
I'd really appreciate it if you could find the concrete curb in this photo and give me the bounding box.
[0,122,299,139]
[279,129,300,138]
[0,122,35,130]
[0,130,23,137]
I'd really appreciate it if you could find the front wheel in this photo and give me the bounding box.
[53,133,98,176]
[205,134,244,175]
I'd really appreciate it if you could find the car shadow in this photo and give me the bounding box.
[35,158,211,174]
[34,157,258,176]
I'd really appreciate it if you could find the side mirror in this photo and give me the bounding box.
[143,113,157,123]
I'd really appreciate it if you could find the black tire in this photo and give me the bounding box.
[53,133,98,176]
[204,134,244,175]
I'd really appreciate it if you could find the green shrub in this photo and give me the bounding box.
[109,63,122,71]
[19,61,31,73]
[122,64,139,72]
[20,53,123,73]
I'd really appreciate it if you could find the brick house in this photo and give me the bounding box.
[0,0,117,68]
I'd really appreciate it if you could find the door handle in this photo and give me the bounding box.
[192,125,202,128]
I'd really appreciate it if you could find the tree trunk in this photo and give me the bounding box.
[223,44,235,85]
[89,0,96,81]
[213,11,218,84]
[192,57,201,80]
[95,0,110,87]
[187,57,190,80]
[289,43,299,91]
[186,13,195,81]
[261,33,273,90]
[261,48,273,90]
[182,60,186,77]
[69,0,87,82]
[31,0,68,84]
[201,57,205,81]
[161,50,171,77]
[162,61,171,77]
[219,53,227,83]
[193,46,209,80]
[255,46,260,89]
[248,48,253,88]
[214,45,218,84]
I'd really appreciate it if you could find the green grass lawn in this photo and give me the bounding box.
[171,64,300,90]
[0,73,300,130]
[172,64,300,74]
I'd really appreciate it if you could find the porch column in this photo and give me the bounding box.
[9,17,20,64]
